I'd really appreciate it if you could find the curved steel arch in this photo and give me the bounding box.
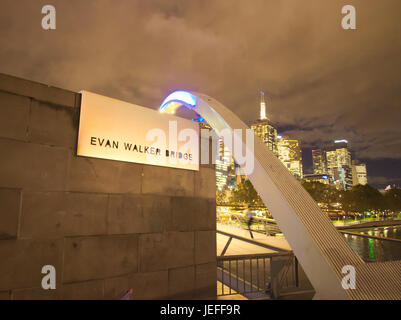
[160,91,401,300]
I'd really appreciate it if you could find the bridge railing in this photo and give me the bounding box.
[216,229,304,299]
[217,252,300,299]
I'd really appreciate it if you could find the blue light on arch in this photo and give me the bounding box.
[159,91,197,112]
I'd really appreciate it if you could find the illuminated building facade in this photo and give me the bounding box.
[215,138,236,190]
[352,160,368,186]
[250,92,278,156]
[326,140,352,190]
[277,136,303,180]
[312,149,327,175]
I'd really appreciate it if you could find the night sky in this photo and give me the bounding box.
[0,0,400,188]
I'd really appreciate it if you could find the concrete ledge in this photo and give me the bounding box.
[27,100,78,149]
[0,73,77,108]
[0,91,30,142]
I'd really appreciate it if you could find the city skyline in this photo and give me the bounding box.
[248,93,375,189]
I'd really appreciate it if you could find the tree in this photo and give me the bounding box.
[352,184,385,212]
[339,190,355,214]
[384,188,401,212]
[301,181,339,204]
[216,189,227,205]
[230,179,264,206]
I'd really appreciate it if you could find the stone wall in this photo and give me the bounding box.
[0,73,216,300]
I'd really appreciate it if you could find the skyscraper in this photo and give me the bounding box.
[277,136,303,180]
[215,138,236,191]
[260,91,267,120]
[352,160,368,186]
[312,149,327,175]
[326,140,352,190]
[251,92,278,155]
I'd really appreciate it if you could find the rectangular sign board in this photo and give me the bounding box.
[77,91,199,171]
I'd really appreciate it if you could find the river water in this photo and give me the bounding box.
[343,225,401,262]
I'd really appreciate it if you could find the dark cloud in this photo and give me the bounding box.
[0,0,400,186]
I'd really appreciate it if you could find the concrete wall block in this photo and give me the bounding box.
[107,194,170,235]
[195,262,217,299]
[20,192,108,238]
[0,188,21,240]
[207,199,217,230]
[168,266,195,299]
[0,239,63,291]
[104,270,168,300]
[66,156,120,193]
[139,233,170,272]
[0,91,30,141]
[168,197,213,232]
[195,231,217,265]
[63,235,139,282]
[167,232,195,269]
[114,162,142,194]
[0,73,77,108]
[28,100,78,148]
[168,196,196,232]
[139,232,194,272]
[0,138,69,191]
[62,280,104,300]
[194,167,216,200]
[194,198,216,231]
[142,165,195,197]
[12,287,61,300]
[0,291,10,300]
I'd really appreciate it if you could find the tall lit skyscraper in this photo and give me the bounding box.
[251,92,278,155]
[215,138,236,190]
[326,140,352,190]
[352,160,368,186]
[277,136,303,180]
[260,91,267,120]
[312,149,327,175]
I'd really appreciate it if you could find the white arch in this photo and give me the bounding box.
[160,91,401,300]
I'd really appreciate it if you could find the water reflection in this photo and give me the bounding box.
[343,226,401,262]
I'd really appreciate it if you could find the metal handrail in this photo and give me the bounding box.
[216,229,301,298]
[217,229,290,253]
[217,252,300,298]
